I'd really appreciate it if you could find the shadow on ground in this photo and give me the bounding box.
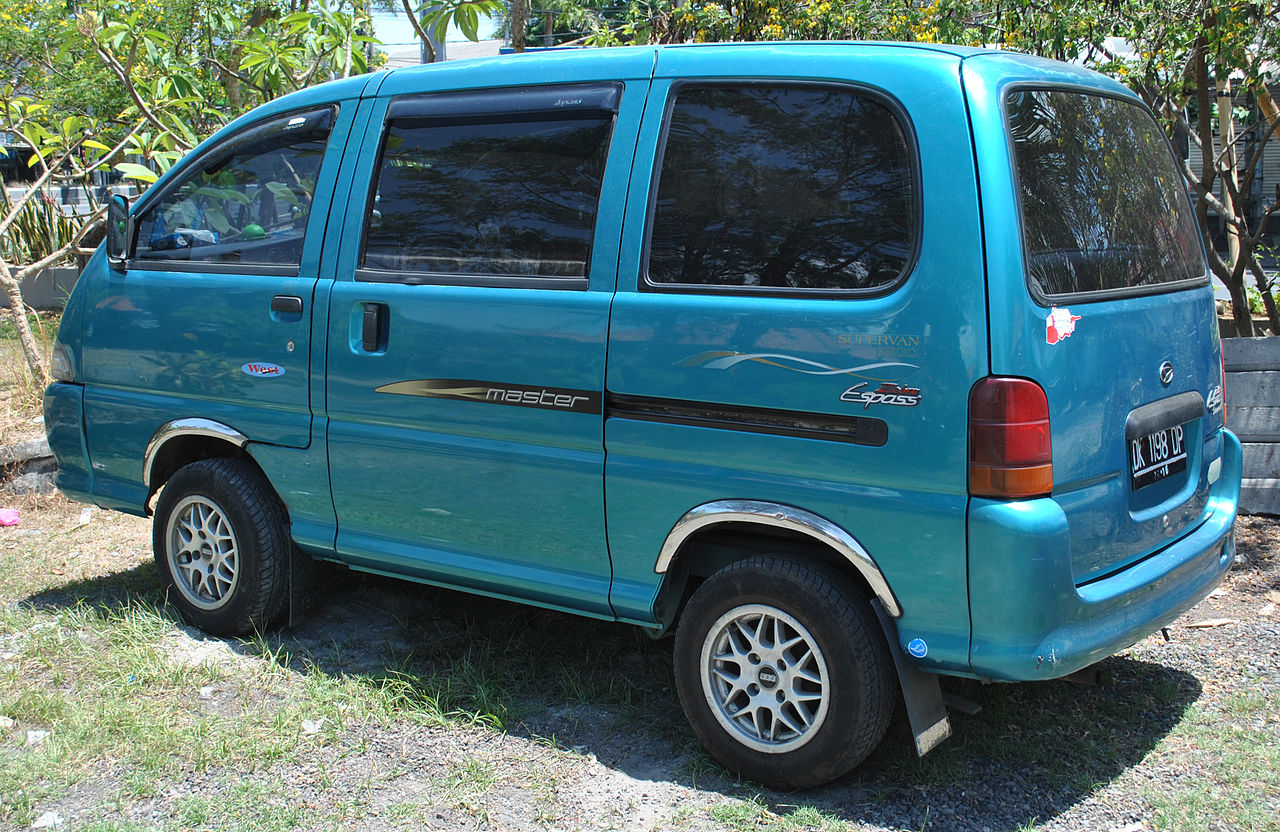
[24,563,1201,831]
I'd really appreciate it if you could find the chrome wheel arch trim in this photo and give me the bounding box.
[143,419,250,489]
[655,500,902,618]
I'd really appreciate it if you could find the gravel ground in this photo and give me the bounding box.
[2,504,1277,831]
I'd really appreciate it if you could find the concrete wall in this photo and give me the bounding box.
[0,266,79,310]
[1224,337,1280,515]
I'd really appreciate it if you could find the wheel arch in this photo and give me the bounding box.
[143,419,261,510]
[651,500,902,632]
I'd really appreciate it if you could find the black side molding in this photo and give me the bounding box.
[606,394,888,447]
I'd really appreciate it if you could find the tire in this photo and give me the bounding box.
[153,458,289,636]
[673,555,894,789]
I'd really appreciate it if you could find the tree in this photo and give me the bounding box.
[0,95,141,383]
[399,0,504,61]
[0,0,390,384]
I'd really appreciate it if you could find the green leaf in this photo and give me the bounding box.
[206,207,231,234]
[265,181,302,208]
[115,162,159,183]
[459,8,479,42]
[83,139,113,152]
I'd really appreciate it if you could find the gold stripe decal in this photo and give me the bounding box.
[375,378,602,414]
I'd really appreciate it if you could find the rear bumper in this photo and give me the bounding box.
[42,382,93,504]
[966,429,1241,681]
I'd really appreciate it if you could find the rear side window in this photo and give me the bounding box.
[361,85,618,282]
[134,108,334,270]
[1008,89,1205,298]
[646,84,917,292]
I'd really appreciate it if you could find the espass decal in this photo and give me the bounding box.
[1207,384,1223,414]
[840,382,922,409]
[242,362,285,377]
[1045,307,1082,345]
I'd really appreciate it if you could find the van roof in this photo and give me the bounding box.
[234,41,1135,141]
[384,40,1003,79]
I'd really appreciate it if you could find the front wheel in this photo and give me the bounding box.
[153,458,289,636]
[673,555,893,788]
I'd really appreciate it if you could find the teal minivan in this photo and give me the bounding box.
[44,42,1242,788]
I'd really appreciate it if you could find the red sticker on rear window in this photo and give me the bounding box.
[1045,307,1081,345]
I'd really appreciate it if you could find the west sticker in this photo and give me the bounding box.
[841,381,922,409]
[1046,307,1082,345]
[242,362,285,377]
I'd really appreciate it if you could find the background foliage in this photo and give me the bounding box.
[0,0,1278,386]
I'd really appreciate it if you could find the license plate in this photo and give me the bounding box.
[1129,423,1188,491]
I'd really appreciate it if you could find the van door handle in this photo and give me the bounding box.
[362,303,387,352]
[271,295,304,315]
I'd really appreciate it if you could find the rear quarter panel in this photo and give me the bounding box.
[605,44,990,671]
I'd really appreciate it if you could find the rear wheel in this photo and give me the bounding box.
[153,458,288,636]
[673,555,893,788]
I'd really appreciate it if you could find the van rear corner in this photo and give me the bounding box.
[966,427,1241,682]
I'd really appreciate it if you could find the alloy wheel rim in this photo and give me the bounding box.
[166,495,239,611]
[699,603,830,754]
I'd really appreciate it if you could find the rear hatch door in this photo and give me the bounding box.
[963,53,1225,583]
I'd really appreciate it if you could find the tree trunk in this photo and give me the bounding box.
[1192,35,1252,335]
[1251,259,1280,335]
[1217,78,1242,267]
[1225,273,1252,336]
[0,261,50,387]
[511,0,529,52]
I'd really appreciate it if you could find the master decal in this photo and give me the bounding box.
[375,379,602,414]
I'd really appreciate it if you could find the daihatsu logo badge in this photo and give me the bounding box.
[1159,361,1174,386]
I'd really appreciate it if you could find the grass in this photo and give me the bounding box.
[0,310,58,443]
[1144,691,1280,832]
[709,796,850,832]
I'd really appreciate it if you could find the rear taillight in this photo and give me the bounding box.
[969,377,1053,499]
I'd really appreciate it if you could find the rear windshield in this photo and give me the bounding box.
[1007,89,1205,298]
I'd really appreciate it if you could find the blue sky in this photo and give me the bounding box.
[370,7,501,47]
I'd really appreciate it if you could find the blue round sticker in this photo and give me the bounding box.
[906,638,928,659]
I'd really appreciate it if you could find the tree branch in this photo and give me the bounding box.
[1238,85,1280,202]
[1182,158,1240,228]
[88,32,181,146]
[201,56,272,97]
[400,0,436,62]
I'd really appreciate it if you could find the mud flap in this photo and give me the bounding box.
[287,545,328,627]
[871,600,952,756]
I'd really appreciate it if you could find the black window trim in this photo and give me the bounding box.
[639,79,924,299]
[1002,82,1210,307]
[354,82,623,291]
[126,104,339,277]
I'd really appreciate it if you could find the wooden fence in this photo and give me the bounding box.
[1225,337,1280,515]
